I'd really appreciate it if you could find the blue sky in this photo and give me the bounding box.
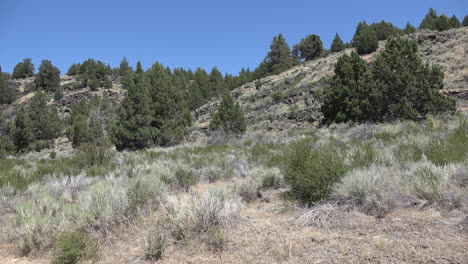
[0,0,466,75]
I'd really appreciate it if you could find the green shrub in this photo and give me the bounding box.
[174,166,197,191]
[255,80,262,89]
[396,143,423,163]
[145,229,165,261]
[283,138,348,204]
[52,230,98,264]
[49,151,57,159]
[425,124,468,165]
[410,167,441,203]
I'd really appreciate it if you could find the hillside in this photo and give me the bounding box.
[191,27,468,137]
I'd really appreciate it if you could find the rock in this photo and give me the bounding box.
[260,197,271,203]
[415,243,428,249]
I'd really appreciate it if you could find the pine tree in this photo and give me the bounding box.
[0,113,15,157]
[436,14,451,31]
[12,58,35,79]
[209,67,225,96]
[27,91,62,141]
[420,8,438,30]
[371,37,455,121]
[403,22,417,35]
[35,60,61,91]
[370,20,400,41]
[294,34,323,61]
[0,71,15,104]
[112,80,155,151]
[144,62,192,145]
[352,21,378,55]
[462,16,468,27]
[210,92,246,135]
[256,33,295,77]
[119,57,132,76]
[449,15,460,28]
[322,52,376,123]
[330,33,345,53]
[13,109,34,152]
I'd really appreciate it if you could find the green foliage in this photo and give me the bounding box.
[369,20,401,41]
[145,62,192,146]
[52,230,98,264]
[13,110,34,152]
[255,80,262,90]
[330,33,345,53]
[425,123,468,165]
[294,34,323,61]
[27,91,62,142]
[53,88,63,101]
[463,16,468,27]
[12,58,35,79]
[35,60,61,91]
[0,70,15,104]
[119,57,133,76]
[255,34,295,78]
[74,140,114,169]
[403,22,417,35]
[352,21,378,55]
[371,37,455,121]
[419,9,461,31]
[174,167,197,191]
[283,138,348,204]
[68,95,114,148]
[112,78,156,151]
[322,51,376,123]
[323,37,456,124]
[70,59,111,90]
[145,229,165,261]
[0,113,15,156]
[210,92,246,135]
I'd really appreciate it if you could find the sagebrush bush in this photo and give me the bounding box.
[235,179,260,202]
[283,138,348,204]
[174,166,197,191]
[425,123,468,165]
[52,230,98,264]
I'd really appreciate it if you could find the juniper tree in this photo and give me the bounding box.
[420,8,438,30]
[255,34,295,77]
[352,21,378,54]
[403,22,417,35]
[330,33,345,53]
[35,60,61,91]
[119,57,132,76]
[0,71,15,104]
[112,80,155,151]
[294,34,323,61]
[12,58,35,79]
[144,62,192,146]
[370,20,401,41]
[210,92,246,135]
[27,91,62,141]
[13,109,34,152]
[322,51,376,123]
[463,16,468,27]
[449,15,460,28]
[372,37,455,121]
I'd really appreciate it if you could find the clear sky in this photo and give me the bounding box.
[0,0,466,75]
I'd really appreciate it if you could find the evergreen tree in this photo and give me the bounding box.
[462,16,468,27]
[403,22,417,35]
[294,34,323,61]
[420,8,438,30]
[67,63,80,76]
[435,14,451,31]
[35,60,61,91]
[256,34,295,77]
[322,52,376,123]
[12,58,35,79]
[352,21,379,55]
[449,15,461,28]
[119,57,132,76]
[210,92,246,135]
[112,80,155,151]
[27,91,62,141]
[209,67,225,96]
[144,62,192,145]
[372,37,455,121]
[0,71,15,104]
[135,61,144,83]
[0,113,15,157]
[370,20,400,41]
[13,109,34,152]
[330,33,345,53]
